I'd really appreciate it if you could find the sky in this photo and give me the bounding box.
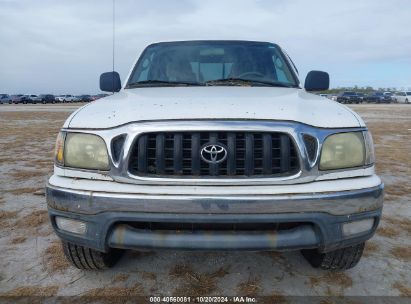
[1,0,410,94]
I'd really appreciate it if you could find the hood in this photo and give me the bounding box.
[66,87,364,129]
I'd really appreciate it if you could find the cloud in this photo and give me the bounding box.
[0,0,410,94]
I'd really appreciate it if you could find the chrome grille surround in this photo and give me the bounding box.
[60,120,369,186]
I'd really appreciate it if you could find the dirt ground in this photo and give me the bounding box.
[0,103,410,299]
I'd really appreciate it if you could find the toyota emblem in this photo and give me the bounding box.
[200,144,228,164]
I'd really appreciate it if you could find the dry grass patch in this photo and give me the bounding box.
[0,156,21,164]
[390,246,411,262]
[43,241,71,273]
[3,187,44,196]
[0,210,19,228]
[309,272,352,289]
[16,209,48,229]
[82,283,144,303]
[0,209,19,220]
[237,276,262,296]
[325,272,353,288]
[376,225,398,238]
[384,217,411,235]
[384,182,411,197]
[10,169,48,181]
[112,273,130,283]
[10,236,27,244]
[363,241,379,257]
[170,264,229,296]
[392,281,411,296]
[0,285,59,296]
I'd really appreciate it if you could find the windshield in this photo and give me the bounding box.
[127,41,299,88]
[344,92,356,95]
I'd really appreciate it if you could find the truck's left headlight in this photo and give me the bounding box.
[55,132,110,170]
[319,131,374,170]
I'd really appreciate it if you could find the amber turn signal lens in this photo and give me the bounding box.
[54,132,65,165]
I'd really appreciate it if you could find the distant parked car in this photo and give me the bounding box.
[0,94,12,104]
[336,91,360,104]
[383,92,393,103]
[330,95,338,101]
[39,94,56,104]
[11,94,24,104]
[22,94,41,104]
[393,91,411,104]
[31,95,42,103]
[356,93,367,102]
[77,95,92,102]
[367,92,390,103]
[56,94,77,103]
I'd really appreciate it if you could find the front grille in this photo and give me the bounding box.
[128,132,299,178]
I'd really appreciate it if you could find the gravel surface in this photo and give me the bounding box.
[0,103,410,298]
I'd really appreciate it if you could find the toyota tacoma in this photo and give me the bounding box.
[47,40,383,271]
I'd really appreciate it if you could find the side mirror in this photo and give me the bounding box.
[304,71,329,91]
[100,71,121,92]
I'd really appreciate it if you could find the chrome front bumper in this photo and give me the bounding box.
[46,176,383,253]
[46,177,383,216]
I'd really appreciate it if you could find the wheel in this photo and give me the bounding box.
[62,241,123,270]
[42,100,46,104]
[301,242,364,271]
[406,99,409,104]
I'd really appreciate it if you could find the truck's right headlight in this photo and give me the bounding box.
[319,131,374,170]
[57,132,110,170]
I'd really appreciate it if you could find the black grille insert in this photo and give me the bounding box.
[125,221,306,232]
[129,132,299,178]
[111,135,126,163]
[303,134,318,163]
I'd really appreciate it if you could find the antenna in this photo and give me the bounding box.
[112,0,115,94]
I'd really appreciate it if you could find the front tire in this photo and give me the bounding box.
[301,242,364,271]
[62,241,123,270]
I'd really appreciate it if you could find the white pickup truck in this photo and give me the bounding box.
[47,40,383,271]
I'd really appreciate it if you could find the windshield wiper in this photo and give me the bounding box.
[126,80,203,88]
[205,78,295,87]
